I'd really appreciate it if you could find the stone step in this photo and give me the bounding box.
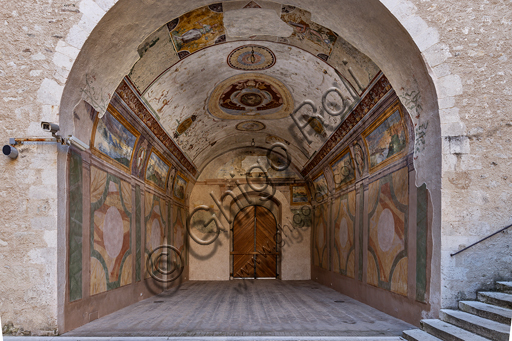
[478,291,512,309]
[421,319,491,341]
[403,329,443,341]
[459,300,512,325]
[440,309,509,341]
[496,281,512,293]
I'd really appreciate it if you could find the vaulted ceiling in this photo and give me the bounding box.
[123,2,381,178]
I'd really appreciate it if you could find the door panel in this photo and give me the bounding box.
[232,205,278,278]
[254,206,277,278]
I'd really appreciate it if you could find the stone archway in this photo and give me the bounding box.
[50,0,450,333]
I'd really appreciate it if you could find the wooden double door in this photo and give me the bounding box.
[232,205,278,278]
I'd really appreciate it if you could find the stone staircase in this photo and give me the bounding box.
[403,281,512,341]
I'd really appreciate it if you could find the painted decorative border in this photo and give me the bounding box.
[90,104,141,173]
[301,74,392,177]
[115,78,197,177]
[329,146,356,190]
[290,184,310,206]
[144,147,172,191]
[235,120,266,131]
[173,171,189,202]
[362,100,408,173]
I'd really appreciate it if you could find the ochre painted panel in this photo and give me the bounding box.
[367,167,408,296]
[90,166,133,295]
[332,191,356,278]
[313,202,329,270]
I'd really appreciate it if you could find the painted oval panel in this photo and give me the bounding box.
[103,206,124,259]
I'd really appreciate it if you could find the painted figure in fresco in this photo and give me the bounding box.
[386,123,404,158]
[288,21,334,47]
[173,23,217,44]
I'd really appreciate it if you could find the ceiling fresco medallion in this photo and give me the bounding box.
[227,45,276,71]
[236,121,266,131]
[208,73,294,120]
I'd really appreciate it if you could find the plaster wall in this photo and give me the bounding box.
[0,0,511,335]
[189,182,310,281]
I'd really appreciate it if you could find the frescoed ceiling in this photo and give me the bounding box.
[124,2,381,179]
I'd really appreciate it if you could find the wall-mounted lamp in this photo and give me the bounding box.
[251,138,255,146]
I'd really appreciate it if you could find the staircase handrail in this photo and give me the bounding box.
[450,223,512,256]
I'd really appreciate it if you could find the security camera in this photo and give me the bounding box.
[66,135,89,151]
[41,122,60,135]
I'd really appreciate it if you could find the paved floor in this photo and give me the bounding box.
[63,280,414,338]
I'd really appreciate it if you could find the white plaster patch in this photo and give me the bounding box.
[224,9,293,38]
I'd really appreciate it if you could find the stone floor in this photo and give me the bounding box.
[63,280,414,338]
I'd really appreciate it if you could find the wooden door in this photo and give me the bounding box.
[232,206,278,278]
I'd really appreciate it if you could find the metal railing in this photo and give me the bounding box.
[450,223,512,256]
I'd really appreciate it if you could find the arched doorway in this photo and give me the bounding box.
[55,0,443,333]
[232,205,278,279]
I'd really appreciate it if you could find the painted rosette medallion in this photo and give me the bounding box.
[208,73,293,120]
[227,45,276,71]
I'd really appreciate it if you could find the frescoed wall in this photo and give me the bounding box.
[144,192,167,279]
[63,78,192,332]
[172,205,187,266]
[332,191,356,278]
[90,166,133,295]
[309,94,432,325]
[313,202,328,270]
[367,167,408,296]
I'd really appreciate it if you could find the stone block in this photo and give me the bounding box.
[436,74,463,98]
[438,96,455,109]
[52,52,74,71]
[414,26,440,52]
[94,0,116,12]
[402,15,429,40]
[44,230,57,248]
[65,25,89,49]
[423,43,452,67]
[448,136,470,154]
[55,40,80,60]
[442,122,467,136]
[37,78,63,106]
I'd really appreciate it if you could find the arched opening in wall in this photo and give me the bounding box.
[58,0,441,336]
